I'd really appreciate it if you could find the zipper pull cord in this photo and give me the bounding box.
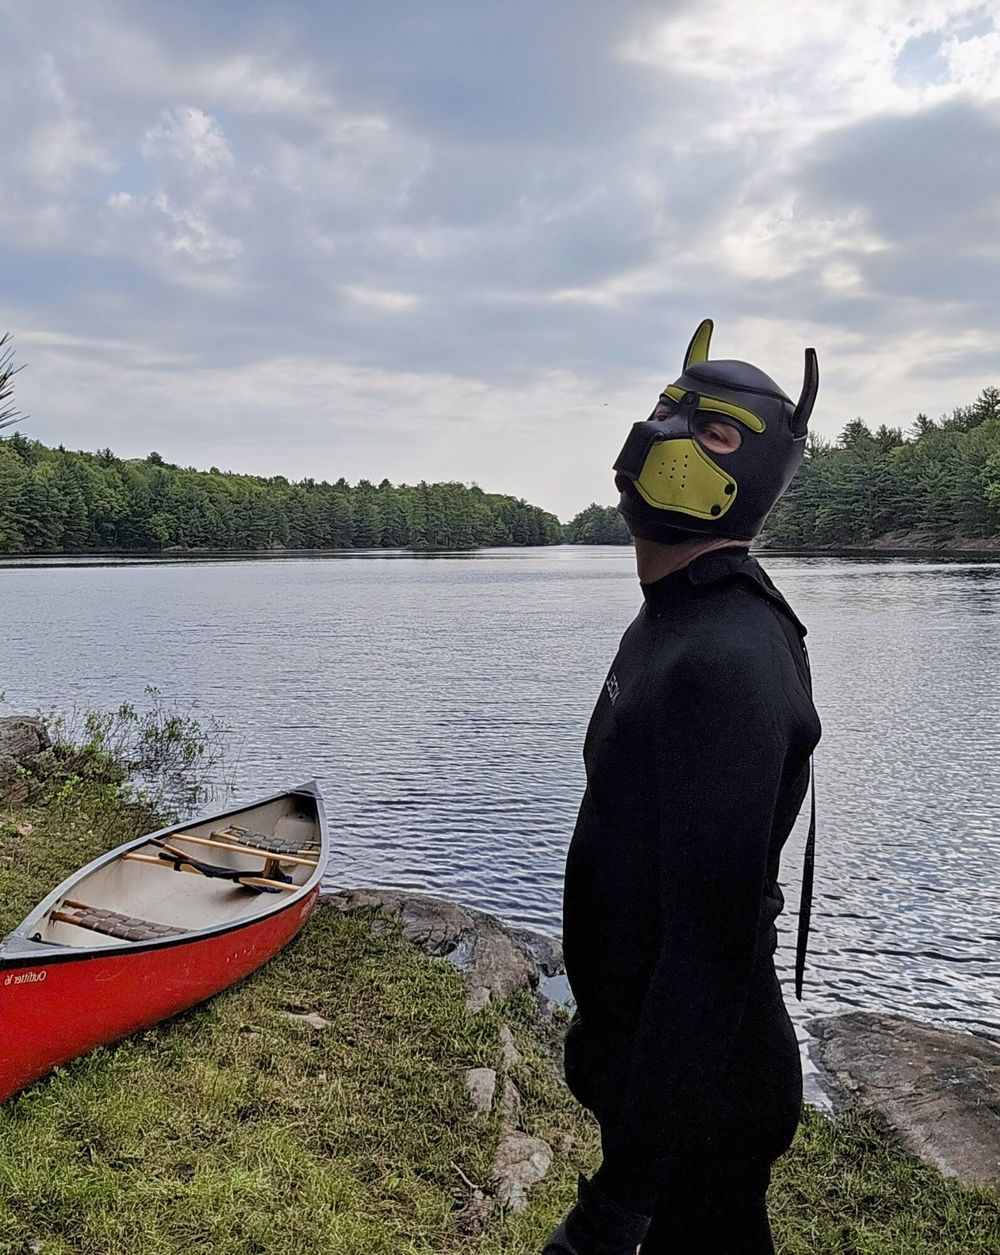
[795,640,817,1001]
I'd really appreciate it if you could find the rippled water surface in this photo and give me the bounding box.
[1,548,998,1052]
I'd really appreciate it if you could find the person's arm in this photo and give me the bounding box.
[590,642,788,1214]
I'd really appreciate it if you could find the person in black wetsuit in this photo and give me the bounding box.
[543,321,823,1255]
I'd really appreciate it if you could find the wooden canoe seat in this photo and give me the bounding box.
[51,900,184,943]
[217,825,320,858]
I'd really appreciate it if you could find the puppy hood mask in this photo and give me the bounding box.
[613,320,818,542]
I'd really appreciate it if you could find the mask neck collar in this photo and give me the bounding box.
[635,536,749,587]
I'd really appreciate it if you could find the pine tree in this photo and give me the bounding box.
[0,440,28,550]
[353,481,383,548]
[969,385,1000,430]
[564,503,630,544]
[19,471,62,551]
[0,334,23,432]
[377,481,409,547]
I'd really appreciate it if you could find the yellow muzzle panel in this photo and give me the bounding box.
[633,438,737,520]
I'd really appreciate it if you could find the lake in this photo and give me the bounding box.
[1,547,998,1069]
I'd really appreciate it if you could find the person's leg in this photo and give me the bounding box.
[588,1095,775,1255]
[637,1152,775,1255]
[637,965,801,1255]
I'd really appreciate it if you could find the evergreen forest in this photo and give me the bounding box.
[562,503,630,544]
[763,386,1000,547]
[0,435,561,553]
[2,326,998,554]
[562,386,1000,549]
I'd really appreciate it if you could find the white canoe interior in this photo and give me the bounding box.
[34,793,323,950]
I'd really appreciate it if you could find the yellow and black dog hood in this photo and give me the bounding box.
[613,320,818,543]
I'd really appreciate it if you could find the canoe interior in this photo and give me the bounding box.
[33,793,322,949]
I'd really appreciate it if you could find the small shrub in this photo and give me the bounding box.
[39,687,239,820]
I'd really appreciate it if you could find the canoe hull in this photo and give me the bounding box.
[0,883,319,1103]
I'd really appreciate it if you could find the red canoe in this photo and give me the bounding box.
[0,781,329,1103]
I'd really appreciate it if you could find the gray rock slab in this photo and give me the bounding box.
[465,1067,497,1116]
[282,1011,332,1031]
[499,1025,523,1069]
[508,924,564,977]
[322,888,541,1010]
[0,717,51,764]
[492,1131,553,1212]
[809,1011,1000,1189]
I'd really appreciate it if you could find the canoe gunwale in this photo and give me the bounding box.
[0,781,328,972]
[0,886,320,971]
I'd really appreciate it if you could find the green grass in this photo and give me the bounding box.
[1,763,998,1253]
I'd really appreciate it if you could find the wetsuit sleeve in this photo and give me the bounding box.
[591,643,787,1214]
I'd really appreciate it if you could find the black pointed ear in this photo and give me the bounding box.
[683,320,713,370]
[791,348,818,436]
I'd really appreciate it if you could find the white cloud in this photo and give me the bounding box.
[108,190,243,268]
[27,55,114,188]
[717,200,888,283]
[0,51,112,244]
[623,0,1000,149]
[142,106,234,172]
[197,54,339,119]
[942,27,1000,93]
[101,106,248,279]
[341,286,420,312]
[2,0,999,515]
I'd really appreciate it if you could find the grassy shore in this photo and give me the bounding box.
[1,755,998,1254]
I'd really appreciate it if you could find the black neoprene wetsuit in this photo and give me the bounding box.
[561,548,821,1252]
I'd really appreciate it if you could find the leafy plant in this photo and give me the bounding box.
[41,687,240,819]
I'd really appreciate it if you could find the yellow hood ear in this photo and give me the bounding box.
[683,319,714,370]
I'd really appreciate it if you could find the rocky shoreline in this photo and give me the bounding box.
[4,715,999,1199]
[324,887,568,1215]
[0,715,51,805]
[808,1012,1000,1190]
[324,885,1000,1194]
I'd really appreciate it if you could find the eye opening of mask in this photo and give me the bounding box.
[647,397,674,421]
[693,415,742,455]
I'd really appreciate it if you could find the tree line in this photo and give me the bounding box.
[0,435,561,553]
[562,385,1000,548]
[2,336,997,553]
[764,385,1000,547]
[563,502,630,544]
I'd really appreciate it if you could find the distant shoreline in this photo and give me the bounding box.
[0,544,555,566]
[758,547,1000,559]
[756,533,1000,558]
[2,537,1000,565]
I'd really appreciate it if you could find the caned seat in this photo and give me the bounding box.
[51,900,184,943]
[218,823,319,857]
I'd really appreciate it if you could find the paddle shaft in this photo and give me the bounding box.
[123,851,300,891]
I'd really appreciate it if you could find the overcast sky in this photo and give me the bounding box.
[3,1,999,518]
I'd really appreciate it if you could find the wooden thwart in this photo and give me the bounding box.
[166,830,319,868]
[122,851,300,891]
